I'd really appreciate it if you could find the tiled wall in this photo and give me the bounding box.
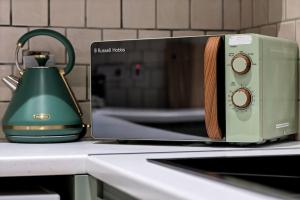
[240,0,300,133]
[240,0,295,40]
[1,0,299,140]
[0,0,239,139]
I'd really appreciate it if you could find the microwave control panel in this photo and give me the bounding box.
[225,39,258,112]
[229,53,253,109]
[225,34,298,143]
[225,34,263,143]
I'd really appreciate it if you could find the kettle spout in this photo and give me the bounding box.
[2,75,19,91]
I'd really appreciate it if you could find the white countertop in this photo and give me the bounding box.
[1,140,300,199]
[0,140,241,177]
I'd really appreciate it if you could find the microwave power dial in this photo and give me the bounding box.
[231,53,251,75]
[231,88,252,109]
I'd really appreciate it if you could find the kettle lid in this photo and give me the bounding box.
[23,51,56,68]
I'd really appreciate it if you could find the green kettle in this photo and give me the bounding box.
[2,29,87,143]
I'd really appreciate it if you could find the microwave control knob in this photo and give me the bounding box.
[231,88,252,109]
[231,53,251,75]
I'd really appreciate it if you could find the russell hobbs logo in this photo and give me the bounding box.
[94,47,126,54]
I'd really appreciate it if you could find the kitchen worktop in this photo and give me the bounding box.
[1,140,300,199]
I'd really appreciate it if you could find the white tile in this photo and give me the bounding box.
[103,29,137,41]
[286,0,300,19]
[269,0,285,23]
[277,21,296,41]
[66,65,87,101]
[191,0,222,29]
[67,29,101,64]
[12,0,48,26]
[253,0,268,26]
[224,0,240,30]
[0,0,10,25]
[87,0,121,28]
[139,30,170,39]
[123,0,155,28]
[157,0,189,29]
[50,0,85,27]
[172,31,204,37]
[241,0,253,29]
[0,65,12,101]
[0,27,28,63]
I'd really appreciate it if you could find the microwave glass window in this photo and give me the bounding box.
[91,37,219,139]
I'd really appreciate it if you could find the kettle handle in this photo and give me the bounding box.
[15,29,75,75]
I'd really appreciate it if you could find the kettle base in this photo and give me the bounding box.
[6,134,80,143]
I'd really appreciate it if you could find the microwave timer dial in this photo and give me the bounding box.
[231,88,252,109]
[231,53,251,75]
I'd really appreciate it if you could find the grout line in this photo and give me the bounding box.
[268,1,271,24]
[239,0,241,33]
[26,27,30,53]
[294,22,297,41]
[78,100,90,103]
[86,65,89,101]
[222,0,224,30]
[267,0,271,24]
[0,63,18,65]
[47,0,50,26]
[9,0,12,25]
[0,24,241,32]
[99,28,101,41]
[155,0,158,29]
[64,28,67,64]
[0,101,13,103]
[188,0,191,29]
[284,0,287,20]
[0,25,241,35]
[120,0,123,28]
[251,0,254,27]
[84,0,87,27]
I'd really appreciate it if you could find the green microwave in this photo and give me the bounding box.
[90,34,298,144]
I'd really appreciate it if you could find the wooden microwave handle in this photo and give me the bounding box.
[204,36,223,140]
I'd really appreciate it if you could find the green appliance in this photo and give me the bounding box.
[225,34,298,143]
[91,34,298,144]
[2,29,86,143]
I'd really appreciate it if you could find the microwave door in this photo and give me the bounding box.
[91,36,225,141]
